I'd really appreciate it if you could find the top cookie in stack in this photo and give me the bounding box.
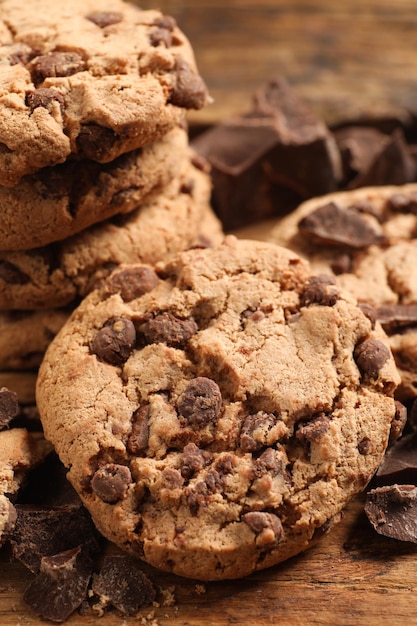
[0,0,224,390]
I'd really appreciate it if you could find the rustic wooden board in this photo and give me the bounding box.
[3,1,417,624]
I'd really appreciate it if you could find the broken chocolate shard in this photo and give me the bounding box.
[376,432,417,484]
[377,304,417,333]
[365,484,417,543]
[91,554,156,616]
[298,202,386,248]
[10,504,101,573]
[0,386,19,429]
[23,545,93,623]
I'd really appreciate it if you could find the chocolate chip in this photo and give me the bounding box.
[0,260,30,285]
[106,266,159,302]
[365,484,417,542]
[358,437,371,455]
[10,504,100,574]
[139,312,197,348]
[180,442,212,479]
[184,468,224,514]
[358,301,377,329]
[354,338,390,379]
[390,401,408,444]
[330,252,352,275]
[240,412,280,452]
[91,463,131,503]
[26,88,64,112]
[242,511,283,546]
[85,11,123,27]
[149,25,173,48]
[23,546,93,623]
[296,415,330,444]
[29,51,87,84]
[91,555,156,616]
[177,377,222,427]
[387,191,417,214]
[0,387,19,430]
[91,317,136,365]
[299,274,338,307]
[127,405,150,455]
[168,57,208,110]
[76,124,118,160]
[161,467,184,490]
[298,202,386,248]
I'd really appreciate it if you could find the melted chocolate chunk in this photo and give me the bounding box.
[127,405,150,455]
[26,88,65,112]
[85,11,123,27]
[91,463,131,503]
[365,484,417,542]
[76,124,118,160]
[139,312,197,348]
[299,274,338,307]
[29,51,87,84]
[0,386,19,429]
[240,412,280,452]
[180,442,212,479]
[10,504,100,574]
[92,555,156,615]
[106,266,159,302]
[242,511,283,546]
[354,338,390,379]
[168,57,208,110]
[0,260,30,285]
[296,415,331,444]
[298,202,385,248]
[91,317,136,365]
[177,377,222,427]
[23,546,93,623]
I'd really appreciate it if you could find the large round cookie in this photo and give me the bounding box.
[269,183,417,400]
[0,156,224,310]
[0,126,189,250]
[0,0,209,186]
[37,237,399,580]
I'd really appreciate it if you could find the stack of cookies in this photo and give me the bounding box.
[0,0,224,406]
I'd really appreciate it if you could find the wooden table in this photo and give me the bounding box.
[3,1,417,624]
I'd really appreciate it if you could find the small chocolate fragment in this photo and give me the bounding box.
[299,274,338,307]
[296,415,331,444]
[139,312,197,348]
[376,432,417,483]
[240,412,282,452]
[177,377,222,427]
[377,304,417,333]
[179,442,212,479]
[76,124,118,161]
[365,484,417,542]
[86,11,123,27]
[242,511,283,546]
[387,190,417,214]
[25,88,64,112]
[29,51,87,84]
[0,386,19,429]
[106,266,159,302]
[10,504,100,573]
[91,463,131,503]
[298,202,385,248]
[92,555,156,616]
[358,301,377,329]
[91,317,136,365]
[354,338,390,379]
[168,57,208,110]
[390,401,408,444]
[127,404,150,454]
[23,546,93,623]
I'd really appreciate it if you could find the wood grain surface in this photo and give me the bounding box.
[3,1,417,624]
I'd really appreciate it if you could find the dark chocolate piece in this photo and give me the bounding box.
[91,317,136,365]
[92,554,156,616]
[353,338,390,379]
[177,377,223,427]
[299,274,338,307]
[138,312,197,348]
[365,484,417,542]
[91,463,132,503]
[10,504,100,573]
[377,304,417,333]
[0,386,19,429]
[168,57,208,110]
[105,266,159,302]
[23,546,93,623]
[376,432,417,484]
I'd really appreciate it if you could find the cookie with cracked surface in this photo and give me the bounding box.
[269,183,417,400]
[0,427,53,544]
[0,157,224,310]
[36,236,400,580]
[0,126,189,250]
[0,0,209,187]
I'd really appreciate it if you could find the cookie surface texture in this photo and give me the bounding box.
[0,0,208,186]
[269,183,417,400]
[0,156,223,310]
[36,237,399,580]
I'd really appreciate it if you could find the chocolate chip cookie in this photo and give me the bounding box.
[36,237,399,580]
[0,156,224,310]
[0,126,189,250]
[0,0,209,186]
[269,183,417,400]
